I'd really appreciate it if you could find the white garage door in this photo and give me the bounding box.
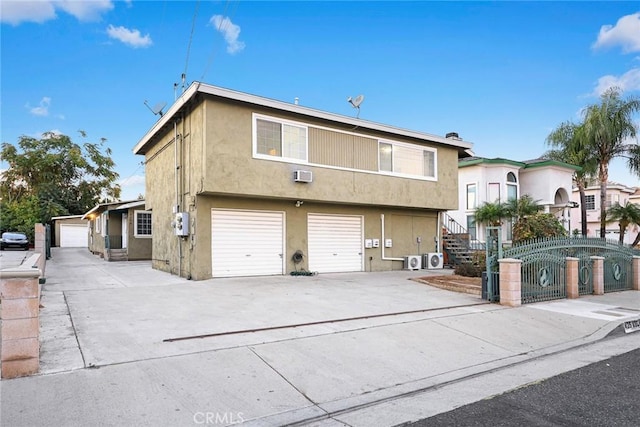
[211,209,284,278]
[308,214,363,273]
[59,224,88,247]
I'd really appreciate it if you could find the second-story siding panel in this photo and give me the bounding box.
[308,127,377,171]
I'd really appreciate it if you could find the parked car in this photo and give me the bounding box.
[0,232,30,251]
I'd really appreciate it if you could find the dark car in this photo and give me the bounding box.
[0,232,30,251]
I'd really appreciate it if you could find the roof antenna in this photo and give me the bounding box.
[144,100,167,117]
[347,94,365,118]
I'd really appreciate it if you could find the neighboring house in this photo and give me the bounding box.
[82,200,152,261]
[133,82,474,279]
[51,215,88,248]
[569,182,638,244]
[447,157,580,244]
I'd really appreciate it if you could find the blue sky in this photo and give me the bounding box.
[2,1,640,201]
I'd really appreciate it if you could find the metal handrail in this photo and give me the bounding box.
[442,212,485,252]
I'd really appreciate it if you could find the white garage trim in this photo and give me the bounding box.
[211,209,285,278]
[59,224,88,247]
[308,213,363,273]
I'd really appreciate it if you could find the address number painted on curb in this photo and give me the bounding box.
[623,318,640,334]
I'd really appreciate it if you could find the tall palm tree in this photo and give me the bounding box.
[582,87,640,238]
[505,195,543,221]
[606,201,640,245]
[545,121,597,236]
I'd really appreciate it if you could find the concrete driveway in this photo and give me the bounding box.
[4,247,638,427]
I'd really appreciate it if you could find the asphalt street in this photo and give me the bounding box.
[409,345,640,427]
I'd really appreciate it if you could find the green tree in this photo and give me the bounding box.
[605,201,640,245]
[0,131,120,236]
[505,195,543,221]
[582,87,640,238]
[545,121,597,236]
[512,212,567,244]
[474,201,510,227]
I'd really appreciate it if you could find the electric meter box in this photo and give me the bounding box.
[175,212,189,236]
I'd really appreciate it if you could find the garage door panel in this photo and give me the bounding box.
[308,214,363,273]
[212,210,284,278]
[60,224,88,247]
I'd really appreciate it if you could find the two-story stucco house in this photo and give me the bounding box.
[569,182,638,244]
[447,157,580,244]
[133,82,474,279]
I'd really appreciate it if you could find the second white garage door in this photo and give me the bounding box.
[308,214,363,273]
[211,209,284,278]
[59,224,88,247]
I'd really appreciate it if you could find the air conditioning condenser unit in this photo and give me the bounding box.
[293,170,313,183]
[404,255,422,271]
[425,252,444,269]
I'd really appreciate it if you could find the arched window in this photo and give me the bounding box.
[506,172,518,201]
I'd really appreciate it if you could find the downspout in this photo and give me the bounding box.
[380,214,404,261]
[437,212,441,253]
[175,121,182,277]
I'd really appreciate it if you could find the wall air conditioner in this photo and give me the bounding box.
[425,252,444,269]
[293,170,313,183]
[404,255,422,271]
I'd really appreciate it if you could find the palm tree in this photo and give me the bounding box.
[606,201,640,245]
[545,121,597,236]
[582,87,640,238]
[505,195,543,221]
[474,201,510,227]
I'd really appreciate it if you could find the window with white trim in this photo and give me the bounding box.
[134,211,152,237]
[467,184,477,210]
[378,141,436,179]
[585,195,596,211]
[506,172,518,201]
[254,115,307,162]
[95,217,101,234]
[101,213,107,237]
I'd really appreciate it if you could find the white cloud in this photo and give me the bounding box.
[0,1,57,25]
[210,15,245,54]
[106,24,152,48]
[592,68,640,96]
[55,0,113,22]
[593,12,640,53]
[119,174,145,187]
[0,0,113,25]
[27,97,52,116]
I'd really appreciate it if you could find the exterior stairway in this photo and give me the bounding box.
[105,248,128,262]
[441,212,483,267]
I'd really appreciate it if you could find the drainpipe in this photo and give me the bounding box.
[174,121,182,277]
[380,214,404,261]
[437,212,442,253]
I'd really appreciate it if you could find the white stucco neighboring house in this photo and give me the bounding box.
[447,157,580,244]
[569,182,638,245]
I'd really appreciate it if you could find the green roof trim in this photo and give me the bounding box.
[522,159,582,171]
[458,157,581,172]
[458,157,525,168]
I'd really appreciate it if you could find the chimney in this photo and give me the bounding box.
[446,132,461,140]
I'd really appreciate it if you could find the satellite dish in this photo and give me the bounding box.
[347,94,365,118]
[144,100,167,117]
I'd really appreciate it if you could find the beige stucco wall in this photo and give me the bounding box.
[53,217,87,247]
[142,95,459,279]
[150,195,438,280]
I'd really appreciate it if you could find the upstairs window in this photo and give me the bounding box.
[506,172,518,201]
[254,116,307,162]
[585,195,596,211]
[378,141,437,179]
[134,211,152,237]
[467,184,477,210]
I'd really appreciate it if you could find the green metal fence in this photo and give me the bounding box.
[503,237,635,303]
[603,252,633,292]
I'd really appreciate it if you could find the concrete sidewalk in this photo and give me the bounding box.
[1,248,639,426]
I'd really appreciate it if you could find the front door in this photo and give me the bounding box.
[122,213,128,249]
